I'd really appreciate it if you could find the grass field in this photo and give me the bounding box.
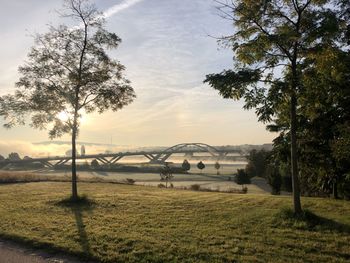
[0,182,349,262]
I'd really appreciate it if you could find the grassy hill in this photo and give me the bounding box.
[0,182,349,262]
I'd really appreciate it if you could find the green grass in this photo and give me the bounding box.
[0,182,349,262]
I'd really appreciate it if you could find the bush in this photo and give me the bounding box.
[126,178,135,184]
[158,183,166,188]
[234,169,251,184]
[190,184,201,191]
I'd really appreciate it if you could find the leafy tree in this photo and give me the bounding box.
[235,169,250,185]
[181,159,191,172]
[245,149,270,178]
[160,163,173,188]
[205,0,342,214]
[0,0,135,201]
[197,161,205,173]
[215,161,221,175]
[8,153,21,161]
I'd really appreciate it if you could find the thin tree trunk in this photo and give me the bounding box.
[332,181,338,199]
[290,93,302,214]
[71,125,78,200]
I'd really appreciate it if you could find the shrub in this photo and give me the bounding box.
[234,169,251,184]
[158,183,166,188]
[126,178,135,185]
[190,184,201,191]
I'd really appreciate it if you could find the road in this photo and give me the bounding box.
[0,239,91,263]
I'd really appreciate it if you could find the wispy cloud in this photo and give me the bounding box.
[102,0,143,19]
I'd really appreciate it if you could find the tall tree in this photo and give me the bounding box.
[0,0,135,200]
[205,0,341,214]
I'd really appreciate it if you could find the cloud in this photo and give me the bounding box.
[102,0,143,19]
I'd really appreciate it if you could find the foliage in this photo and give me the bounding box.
[197,161,205,172]
[245,149,270,178]
[8,152,21,160]
[234,169,251,185]
[181,159,191,172]
[205,0,349,210]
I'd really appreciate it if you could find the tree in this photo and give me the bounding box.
[214,161,220,175]
[160,163,173,188]
[205,0,341,214]
[8,153,21,161]
[0,0,135,201]
[245,149,270,178]
[197,161,205,173]
[81,145,86,156]
[181,159,191,172]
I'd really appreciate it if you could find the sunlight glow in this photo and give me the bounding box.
[57,111,69,122]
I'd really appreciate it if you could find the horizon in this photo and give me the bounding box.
[0,139,273,158]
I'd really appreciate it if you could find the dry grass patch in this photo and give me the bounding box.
[0,182,349,262]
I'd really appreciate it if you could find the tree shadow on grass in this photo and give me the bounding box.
[55,196,95,257]
[274,207,350,234]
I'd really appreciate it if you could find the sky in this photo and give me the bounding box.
[0,0,276,156]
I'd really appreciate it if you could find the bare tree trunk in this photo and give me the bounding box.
[290,93,302,214]
[71,125,78,200]
[332,181,338,199]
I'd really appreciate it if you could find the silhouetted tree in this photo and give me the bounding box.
[245,149,270,178]
[81,145,86,156]
[214,161,220,175]
[181,159,191,172]
[197,161,205,173]
[205,0,343,214]
[8,153,21,161]
[160,163,173,188]
[0,0,135,201]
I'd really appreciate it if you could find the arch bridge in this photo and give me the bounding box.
[0,143,244,168]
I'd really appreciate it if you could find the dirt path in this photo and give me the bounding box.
[0,239,90,263]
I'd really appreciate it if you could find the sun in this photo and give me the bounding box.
[57,111,69,122]
[57,110,88,124]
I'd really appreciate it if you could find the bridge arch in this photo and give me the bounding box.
[162,143,219,155]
